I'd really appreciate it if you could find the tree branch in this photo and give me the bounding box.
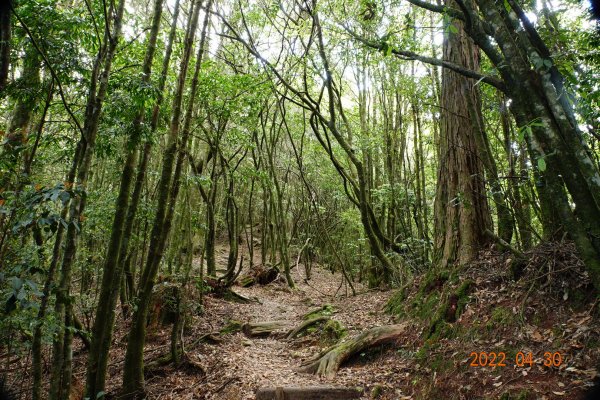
[347,28,506,92]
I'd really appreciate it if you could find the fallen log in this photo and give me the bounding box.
[243,320,288,337]
[255,385,363,400]
[286,316,330,339]
[298,323,408,378]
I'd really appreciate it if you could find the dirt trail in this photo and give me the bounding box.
[146,265,399,400]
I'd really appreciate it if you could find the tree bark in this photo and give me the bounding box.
[433,3,491,268]
[118,0,182,309]
[85,1,164,397]
[121,1,203,396]
[298,324,407,378]
[49,1,126,398]
[256,386,363,400]
[0,0,10,92]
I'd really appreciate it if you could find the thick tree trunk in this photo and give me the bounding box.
[467,91,514,244]
[468,0,600,290]
[433,4,491,268]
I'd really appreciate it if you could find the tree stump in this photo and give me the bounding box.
[298,323,408,378]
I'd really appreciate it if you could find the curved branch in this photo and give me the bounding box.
[405,0,464,20]
[348,30,506,93]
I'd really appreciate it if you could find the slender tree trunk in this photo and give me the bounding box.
[205,152,218,276]
[118,0,181,310]
[0,0,10,92]
[85,1,164,397]
[122,2,202,396]
[49,1,126,398]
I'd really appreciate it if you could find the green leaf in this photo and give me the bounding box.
[385,44,393,57]
[449,23,458,34]
[504,0,512,12]
[537,158,547,172]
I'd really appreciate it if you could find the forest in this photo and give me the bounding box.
[1,0,600,398]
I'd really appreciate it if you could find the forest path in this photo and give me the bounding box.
[164,264,399,400]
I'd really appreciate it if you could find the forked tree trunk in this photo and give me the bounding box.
[118,0,182,309]
[49,1,126,398]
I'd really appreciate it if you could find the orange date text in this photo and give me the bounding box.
[468,352,562,368]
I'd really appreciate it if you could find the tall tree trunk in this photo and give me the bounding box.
[205,152,218,276]
[121,1,203,396]
[49,1,126,398]
[433,3,491,268]
[466,88,514,243]
[85,1,164,397]
[0,0,10,92]
[118,0,181,310]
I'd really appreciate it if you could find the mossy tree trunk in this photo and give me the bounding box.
[117,0,181,311]
[85,1,164,398]
[49,1,126,398]
[0,0,10,92]
[121,1,203,397]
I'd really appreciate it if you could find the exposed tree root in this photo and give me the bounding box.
[298,323,408,378]
[256,385,363,400]
[243,320,288,337]
[302,304,334,319]
[286,316,330,339]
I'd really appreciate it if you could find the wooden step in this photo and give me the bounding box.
[255,385,364,400]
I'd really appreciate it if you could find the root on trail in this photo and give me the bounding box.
[298,323,407,378]
[256,385,363,400]
[285,316,330,339]
[243,320,288,337]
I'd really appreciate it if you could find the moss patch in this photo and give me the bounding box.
[220,320,243,335]
[320,319,347,345]
[304,304,334,320]
[486,307,516,331]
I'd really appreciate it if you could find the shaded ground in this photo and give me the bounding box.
[4,242,599,400]
[138,245,599,399]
